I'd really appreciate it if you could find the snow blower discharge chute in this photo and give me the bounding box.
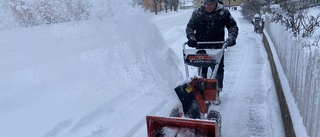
[146,41,227,137]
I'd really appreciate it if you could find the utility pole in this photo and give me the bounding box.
[154,0,160,15]
[154,0,157,15]
[165,0,168,13]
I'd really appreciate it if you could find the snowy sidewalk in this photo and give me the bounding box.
[153,9,285,137]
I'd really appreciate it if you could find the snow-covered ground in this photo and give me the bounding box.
[0,3,289,137]
[152,9,285,137]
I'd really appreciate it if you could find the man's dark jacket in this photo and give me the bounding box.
[186,2,239,48]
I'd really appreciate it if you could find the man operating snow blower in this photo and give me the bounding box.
[186,0,239,92]
[145,1,239,136]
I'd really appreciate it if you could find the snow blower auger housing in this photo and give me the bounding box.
[146,41,226,137]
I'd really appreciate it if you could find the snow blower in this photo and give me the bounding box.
[146,41,227,137]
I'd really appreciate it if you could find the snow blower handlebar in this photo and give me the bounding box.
[183,41,227,78]
[183,41,228,50]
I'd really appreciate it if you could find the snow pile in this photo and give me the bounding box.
[0,1,182,137]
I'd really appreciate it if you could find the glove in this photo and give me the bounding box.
[225,36,236,47]
[187,37,197,47]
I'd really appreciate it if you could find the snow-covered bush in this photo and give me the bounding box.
[0,0,91,27]
[241,0,269,21]
[34,0,90,24]
[301,14,320,37]
[270,1,320,38]
[0,1,18,29]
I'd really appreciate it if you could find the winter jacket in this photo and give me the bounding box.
[186,2,239,48]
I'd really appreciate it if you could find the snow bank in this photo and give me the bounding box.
[0,1,182,137]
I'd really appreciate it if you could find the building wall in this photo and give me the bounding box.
[143,0,163,12]
[222,0,243,6]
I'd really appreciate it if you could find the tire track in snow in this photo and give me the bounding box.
[218,33,252,137]
[44,91,130,137]
[245,32,278,137]
[246,39,268,137]
[219,12,273,136]
[122,99,169,137]
[48,87,170,137]
[84,97,169,137]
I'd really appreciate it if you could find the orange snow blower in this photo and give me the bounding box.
[146,41,227,137]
